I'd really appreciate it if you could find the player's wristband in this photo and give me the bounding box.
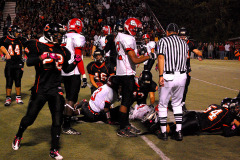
[159,75,163,77]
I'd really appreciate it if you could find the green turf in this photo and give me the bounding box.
[0,58,239,160]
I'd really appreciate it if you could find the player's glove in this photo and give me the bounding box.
[22,57,27,62]
[74,54,82,63]
[149,52,157,60]
[81,78,87,88]
[1,55,6,61]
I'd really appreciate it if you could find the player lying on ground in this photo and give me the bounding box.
[71,71,158,136]
[141,97,240,138]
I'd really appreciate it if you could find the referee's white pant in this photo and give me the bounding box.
[158,72,187,118]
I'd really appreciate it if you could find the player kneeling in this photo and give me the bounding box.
[72,75,120,124]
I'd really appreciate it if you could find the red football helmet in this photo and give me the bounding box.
[142,34,150,39]
[102,25,112,35]
[68,18,84,34]
[124,18,142,36]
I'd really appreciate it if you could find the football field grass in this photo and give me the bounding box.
[0,58,239,160]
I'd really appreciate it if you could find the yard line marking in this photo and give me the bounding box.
[141,135,170,160]
[192,77,239,92]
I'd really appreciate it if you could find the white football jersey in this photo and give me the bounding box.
[129,104,153,120]
[93,35,106,50]
[115,32,137,76]
[61,32,86,76]
[144,41,156,65]
[89,84,118,113]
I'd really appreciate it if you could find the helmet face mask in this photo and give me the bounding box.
[124,18,143,36]
[230,98,240,118]
[8,25,22,39]
[102,25,112,35]
[44,23,66,44]
[179,27,188,41]
[93,50,105,65]
[221,98,232,108]
[142,34,150,44]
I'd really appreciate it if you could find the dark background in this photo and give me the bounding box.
[148,0,240,42]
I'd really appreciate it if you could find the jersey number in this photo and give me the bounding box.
[42,52,64,71]
[208,109,223,121]
[8,45,20,56]
[95,72,108,82]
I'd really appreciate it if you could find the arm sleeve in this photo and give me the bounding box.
[75,47,86,75]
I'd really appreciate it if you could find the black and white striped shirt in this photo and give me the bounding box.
[157,34,189,72]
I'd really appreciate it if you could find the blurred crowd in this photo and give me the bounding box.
[196,41,238,60]
[1,0,239,59]
[4,0,162,56]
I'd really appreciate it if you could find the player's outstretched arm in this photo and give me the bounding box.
[128,50,149,64]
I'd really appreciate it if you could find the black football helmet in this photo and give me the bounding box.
[8,25,22,39]
[221,97,232,108]
[178,27,188,40]
[43,23,66,44]
[230,97,240,118]
[138,70,153,87]
[93,49,105,65]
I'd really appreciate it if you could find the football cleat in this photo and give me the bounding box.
[128,125,141,134]
[4,98,11,106]
[156,130,168,141]
[12,136,22,150]
[174,130,183,141]
[49,149,63,160]
[117,126,137,137]
[16,97,24,104]
[62,128,81,135]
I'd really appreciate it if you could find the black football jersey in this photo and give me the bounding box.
[186,40,197,73]
[197,104,234,132]
[133,78,158,105]
[25,40,76,94]
[87,61,115,84]
[0,36,25,68]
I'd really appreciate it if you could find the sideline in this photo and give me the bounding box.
[191,77,239,92]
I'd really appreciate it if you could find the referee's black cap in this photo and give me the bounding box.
[166,23,179,32]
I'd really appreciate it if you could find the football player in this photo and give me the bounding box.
[12,23,82,160]
[129,70,158,120]
[0,25,26,106]
[72,75,120,124]
[87,49,115,94]
[140,34,156,71]
[142,97,240,138]
[61,18,87,135]
[114,17,156,137]
[91,25,112,61]
[178,27,202,112]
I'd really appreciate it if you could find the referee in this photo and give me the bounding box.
[157,23,189,141]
